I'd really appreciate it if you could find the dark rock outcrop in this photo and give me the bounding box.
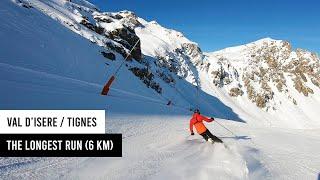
[107,27,142,61]
[101,51,116,61]
[129,67,162,94]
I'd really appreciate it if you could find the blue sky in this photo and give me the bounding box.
[88,0,319,54]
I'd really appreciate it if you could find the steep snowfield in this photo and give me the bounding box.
[134,19,202,85]
[136,19,193,56]
[1,0,320,179]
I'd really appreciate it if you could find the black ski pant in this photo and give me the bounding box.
[200,129,223,143]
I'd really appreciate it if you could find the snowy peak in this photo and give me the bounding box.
[200,38,320,128]
[93,10,143,30]
[251,37,280,44]
[204,39,320,125]
[209,37,285,57]
[7,0,320,128]
[136,17,198,56]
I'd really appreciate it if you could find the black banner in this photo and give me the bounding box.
[0,134,122,157]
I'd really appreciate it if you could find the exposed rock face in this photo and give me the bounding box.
[12,0,33,8]
[157,71,175,84]
[77,11,143,61]
[181,43,203,66]
[80,17,105,35]
[150,42,202,88]
[205,38,320,110]
[229,87,244,97]
[105,42,130,60]
[94,15,113,23]
[101,51,115,61]
[284,48,319,96]
[115,11,142,27]
[129,67,162,93]
[90,11,143,61]
[107,27,142,61]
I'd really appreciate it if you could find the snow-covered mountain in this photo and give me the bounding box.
[206,38,320,109]
[203,38,320,128]
[1,0,219,117]
[1,0,320,179]
[3,0,320,129]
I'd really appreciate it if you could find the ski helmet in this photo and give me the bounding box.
[194,109,200,114]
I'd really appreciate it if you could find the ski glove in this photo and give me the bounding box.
[211,117,214,120]
[191,132,194,135]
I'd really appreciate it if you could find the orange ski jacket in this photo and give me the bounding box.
[189,113,213,134]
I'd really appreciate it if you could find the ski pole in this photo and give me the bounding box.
[215,120,238,138]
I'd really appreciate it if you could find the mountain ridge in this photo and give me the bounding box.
[6,0,320,128]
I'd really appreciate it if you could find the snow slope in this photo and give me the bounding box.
[1,114,319,180]
[0,0,320,179]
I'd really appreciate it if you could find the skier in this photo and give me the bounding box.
[190,109,223,143]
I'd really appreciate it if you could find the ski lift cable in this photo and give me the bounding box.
[195,79,201,110]
[108,86,191,111]
[108,93,191,113]
[196,85,199,109]
[100,37,193,111]
[101,39,140,96]
[114,39,140,76]
[150,85,173,105]
[101,38,191,109]
[169,84,194,109]
[110,87,167,104]
[108,93,165,105]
